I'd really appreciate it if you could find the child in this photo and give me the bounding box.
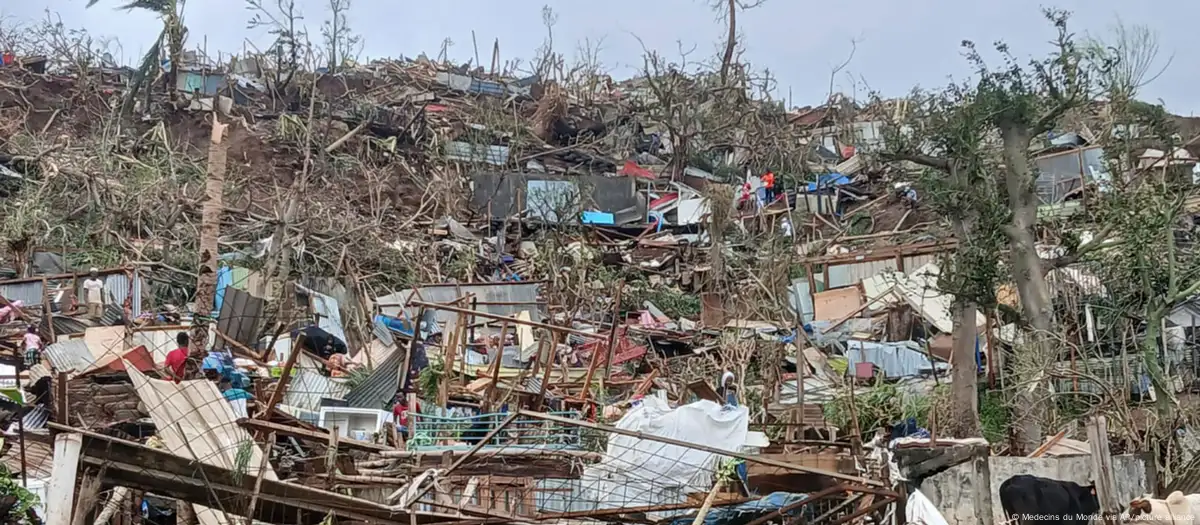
[23,326,41,369]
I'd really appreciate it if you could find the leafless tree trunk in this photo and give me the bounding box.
[719,0,736,84]
[191,117,228,356]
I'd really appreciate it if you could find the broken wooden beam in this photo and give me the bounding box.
[46,423,466,525]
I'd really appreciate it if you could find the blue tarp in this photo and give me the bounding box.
[804,173,851,192]
[214,266,233,314]
[844,340,949,379]
[581,211,615,225]
[668,492,812,525]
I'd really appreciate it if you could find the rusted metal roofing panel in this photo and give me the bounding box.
[1,435,52,478]
[216,286,266,348]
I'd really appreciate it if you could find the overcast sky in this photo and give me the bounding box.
[2,0,1196,114]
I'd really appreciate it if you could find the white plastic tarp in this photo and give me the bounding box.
[580,397,749,514]
[906,489,950,525]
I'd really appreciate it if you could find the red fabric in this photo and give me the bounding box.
[165,347,188,383]
[762,172,776,189]
[85,346,156,377]
[619,160,656,179]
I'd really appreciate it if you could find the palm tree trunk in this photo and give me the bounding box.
[190,117,228,356]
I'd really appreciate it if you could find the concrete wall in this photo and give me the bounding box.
[920,454,1156,525]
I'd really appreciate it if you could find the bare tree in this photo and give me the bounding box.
[247,0,307,93]
[321,0,361,73]
[706,0,766,85]
[1083,19,1172,101]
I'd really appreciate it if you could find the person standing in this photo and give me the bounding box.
[164,332,190,383]
[761,171,777,203]
[82,268,105,319]
[23,325,42,369]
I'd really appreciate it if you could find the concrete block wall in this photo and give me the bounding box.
[919,454,1155,525]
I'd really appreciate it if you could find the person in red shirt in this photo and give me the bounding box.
[164,332,190,383]
[392,395,418,433]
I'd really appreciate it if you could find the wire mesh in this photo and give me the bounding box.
[0,265,894,525]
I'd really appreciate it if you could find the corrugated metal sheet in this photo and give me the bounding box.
[0,281,44,305]
[1169,449,1200,495]
[127,366,275,525]
[44,339,95,373]
[826,259,898,289]
[21,405,50,430]
[131,329,187,365]
[2,435,52,478]
[816,254,942,290]
[284,353,335,411]
[377,282,544,326]
[216,286,266,347]
[309,290,347,346]
[343,343,405,409]
[903,254,938,273]
[49,315,89,337]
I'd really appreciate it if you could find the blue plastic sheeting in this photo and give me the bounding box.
[214,266,233,314]
[668,492,812,525]
[804,173,851,192]
[581,211,615,225]
[844,340,949,379]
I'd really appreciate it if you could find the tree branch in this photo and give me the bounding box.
[1040,223,1120,274]
[878,151,952,172]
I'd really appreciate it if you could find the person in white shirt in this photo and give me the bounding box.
[82,268,105,319]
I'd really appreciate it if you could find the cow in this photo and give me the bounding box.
[1127,491,1199,524]
[999,474,1099,525]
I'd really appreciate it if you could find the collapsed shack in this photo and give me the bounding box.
[1,25,1184,525]
[10,268,910,525]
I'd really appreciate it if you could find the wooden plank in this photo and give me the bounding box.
[257,334,304,418]
[812,287,863,322]
[687,380,723,404]
[46,423,464,525]
[46,433,83,525]
[1087,416,1120,525]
